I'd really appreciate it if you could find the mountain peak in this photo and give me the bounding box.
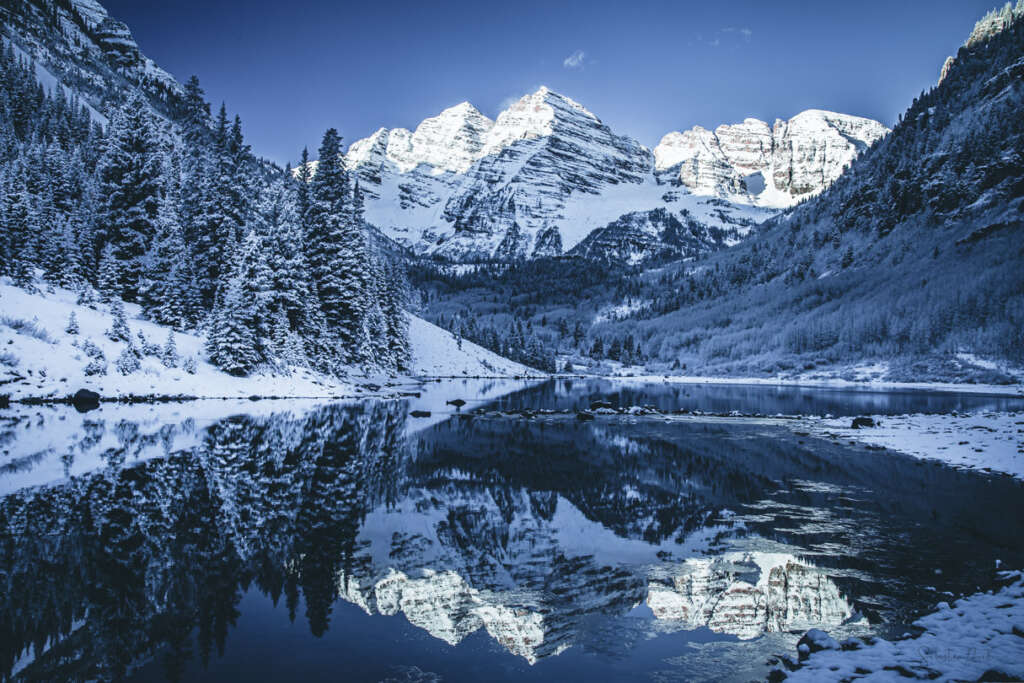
[654,109,888,206]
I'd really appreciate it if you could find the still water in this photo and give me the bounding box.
[2,380,1023,682]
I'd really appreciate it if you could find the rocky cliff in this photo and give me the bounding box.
[653,110,889,207]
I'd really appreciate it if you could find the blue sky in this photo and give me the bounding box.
[104,0,998,165]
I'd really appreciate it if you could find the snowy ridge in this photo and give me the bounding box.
[333,86,887,261]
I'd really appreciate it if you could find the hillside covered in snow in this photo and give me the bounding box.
[0,282,534,402]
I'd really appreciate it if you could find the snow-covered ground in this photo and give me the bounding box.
[801,411,1024,481]
[0,282,535,401]
[782,571,1024,682]
[601,372,1024,397]
[408,315,531,377]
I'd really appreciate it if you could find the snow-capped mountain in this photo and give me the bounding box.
[653,110,889,207]
[0,0,183,125]
[342,88,888,261]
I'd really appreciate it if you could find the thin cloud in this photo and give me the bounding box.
[563,50,586,69]
[721,26,753,41]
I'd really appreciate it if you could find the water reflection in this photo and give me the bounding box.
[1,398,1022,682]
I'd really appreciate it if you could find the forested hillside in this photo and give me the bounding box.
[0,39,412,380]
[601,2,1024,379]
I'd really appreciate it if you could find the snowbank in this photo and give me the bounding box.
[783,571,1024,681]
[0,282,534,401]
[803,411,1024,481]
[408,315,533,377]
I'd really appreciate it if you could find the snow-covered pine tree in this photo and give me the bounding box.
[307,128,371,364]
[206,272,259,376]
[254,177,310,334]
[231,229,275,361]
[65,311,79,335]
[96,92,162,301]
[115,341,141,375]
[161,330,179,368]
[96,243,120,302]
[106,298,131,342]
[382,259,412,372]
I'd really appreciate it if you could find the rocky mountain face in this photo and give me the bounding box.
[342,88,887,262]
[653,110,889,206]
[0,0,184,124]
[567,207,734,264]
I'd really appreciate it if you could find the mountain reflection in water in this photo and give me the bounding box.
[1,395,1022,682]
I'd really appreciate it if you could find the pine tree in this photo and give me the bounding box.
[97,92,162,301]
[115,341,141,375]
[381,259,411,371]
[255,178,310,332]
[106,298,131,342]
[161,330,179,368]
[65,311,79,335]
[206,273,259,376]
[307,128,371,363]
[97,243,120,302]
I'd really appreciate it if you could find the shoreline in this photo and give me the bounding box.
[597,373,1024,397]
[6,372,1024,405]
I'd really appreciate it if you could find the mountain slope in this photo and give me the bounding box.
[597,7,1024,379]
[338,88,886,262]
[0,0,184,123]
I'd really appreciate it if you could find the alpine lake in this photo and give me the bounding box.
[3,379,1023,682]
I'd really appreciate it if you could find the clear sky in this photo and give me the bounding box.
[102,0,999,165]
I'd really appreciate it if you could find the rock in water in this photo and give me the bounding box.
[851,416,877,429]
[446,399,466,408]
[72,389,101,413]
[576,411,596,422]
[410,410,431,418]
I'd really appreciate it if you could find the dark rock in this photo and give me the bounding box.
[576,411,595,422]
[590,400,613,410]
[851,416,876,429]
[410,410,431,418]
[797,629,840,661]
[446,399,467,408]
[71,389,101,413]
[0,394,8,409]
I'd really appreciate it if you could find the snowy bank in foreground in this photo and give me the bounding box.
[802,411,1024,481]
[779,571,1024,682]
[0,283,534,401]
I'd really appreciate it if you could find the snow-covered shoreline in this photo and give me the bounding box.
[779,571,1024,682]
[798,411,1024,481]
[0,283,537,402]
[600,373,1024,397]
